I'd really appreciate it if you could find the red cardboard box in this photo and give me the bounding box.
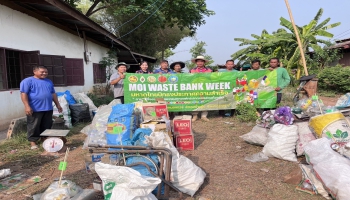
[142,103,169,121]
[173,115,192,135]
[176,134,194,150]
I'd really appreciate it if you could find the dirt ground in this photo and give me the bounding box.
[0,121,325,200]
[0,96,339,200]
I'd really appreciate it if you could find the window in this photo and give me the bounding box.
[40,54,66,86]
[0,49,6,90]
[0,49,39,90]
[5,50,22,89]
[0,47,86,90]
[65,58,84,86]
[93,63,106,83]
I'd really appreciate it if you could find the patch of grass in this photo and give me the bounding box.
[317,89,337,97]
[67,122,90,136]
[0,131,42,161]
[87,93,114,107]
[0,122,89,161]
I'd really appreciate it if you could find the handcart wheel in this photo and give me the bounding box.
[117,154,159,174]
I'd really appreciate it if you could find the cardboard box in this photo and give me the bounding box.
[85,153,109,173]
[173,115,192,135]
[176,134,194,150]
[141,122,173,144]
[142,102,169,121]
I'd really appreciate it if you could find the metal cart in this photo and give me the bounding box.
[88,144,183,200]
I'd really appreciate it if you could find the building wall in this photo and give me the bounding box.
[0,4,109,130]
[339,50,350,67]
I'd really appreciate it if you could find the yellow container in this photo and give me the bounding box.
[309,112,345,138]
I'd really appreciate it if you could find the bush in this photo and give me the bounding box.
[318,66,350,93]
[236,103,259,122]
[87,93,114,107]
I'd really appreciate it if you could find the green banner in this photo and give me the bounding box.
[124,70,277,111]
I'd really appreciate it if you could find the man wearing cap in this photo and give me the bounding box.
[154,60,175,74]
[170,61,185,73]
[190,56,212,122]
[110,62,129,104]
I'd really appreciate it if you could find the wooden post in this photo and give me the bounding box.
[284,0,309,76]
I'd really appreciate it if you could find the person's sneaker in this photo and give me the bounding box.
[201,117,210,122]
[192,115,198,122]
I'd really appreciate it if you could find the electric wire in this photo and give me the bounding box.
[118,0,166,39]
[115,0,161,29]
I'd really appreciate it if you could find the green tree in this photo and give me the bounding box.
[278,8,340,78]
[186,41,214,70]
[75,0,214,58]
[232,8,340,79]
[98,49,117,94]
[152,48,174,69]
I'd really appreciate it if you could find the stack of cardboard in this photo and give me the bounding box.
[173,115,194,150]
[138,100,173,143]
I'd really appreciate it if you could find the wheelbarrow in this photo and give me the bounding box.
[88,144,183,200]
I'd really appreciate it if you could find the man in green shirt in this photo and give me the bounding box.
[268,58,290,104]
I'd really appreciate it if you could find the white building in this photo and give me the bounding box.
[0,0,155,130]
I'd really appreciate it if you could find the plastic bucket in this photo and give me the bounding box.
[309,112,350,142]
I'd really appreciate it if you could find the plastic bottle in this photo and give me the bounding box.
[253,92,258,100]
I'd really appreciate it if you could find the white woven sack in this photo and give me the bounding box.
[262,124,298,162]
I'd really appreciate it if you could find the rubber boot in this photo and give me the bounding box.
[201,111,209,121]
[192,112,198,122]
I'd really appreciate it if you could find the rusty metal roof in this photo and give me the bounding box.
[331,39,350,49]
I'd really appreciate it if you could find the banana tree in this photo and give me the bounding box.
[231,30,272,66]
[278,8,340,79]
[233,28,295,69]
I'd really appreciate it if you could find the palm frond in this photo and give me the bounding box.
[231,46,257,60]
[302,20,317,36]
[251,34,260,39]
[323,22,341,30]
[280,17,294,32]
[313,8,323,23]
[316,39,332,46]
[316,29,334,38]
[315,18,330,30]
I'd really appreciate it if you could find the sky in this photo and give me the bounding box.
[167,0,350,66]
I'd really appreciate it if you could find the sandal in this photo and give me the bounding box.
[31,145,39,150]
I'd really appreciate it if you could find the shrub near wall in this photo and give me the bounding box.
[318,66,350,93]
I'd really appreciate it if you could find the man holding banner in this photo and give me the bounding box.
[124,57,278,113]
[268,58,290,104]
[190,56,212,122]
[110,62,129,104]
[153,60,175,74]
[219,59,237,117]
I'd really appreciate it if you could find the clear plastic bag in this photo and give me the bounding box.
[304,138,350,200]
[244,152,269,162]
[40,180,82,200]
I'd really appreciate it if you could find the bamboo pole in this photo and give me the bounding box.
[58,147,69,187]
[284,0,309,76]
